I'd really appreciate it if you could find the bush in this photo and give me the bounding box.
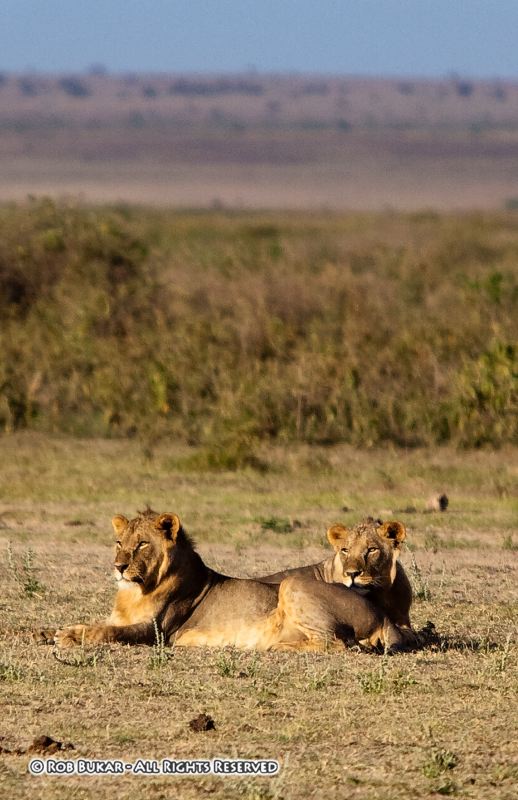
[58,77,90,98]
[0,201,516,451]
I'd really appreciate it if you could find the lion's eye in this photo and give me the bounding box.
[340,548,349,554]
[136,541,149,550]
[367,547,379,554]
[115,541,121,548]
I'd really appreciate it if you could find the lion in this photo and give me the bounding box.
[45,509,408,653]
[259,518,414,634]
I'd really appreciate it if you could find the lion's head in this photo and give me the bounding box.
[326,518,406,592]
[111,508,185,593]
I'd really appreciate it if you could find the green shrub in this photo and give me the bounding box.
[0,201,516,453]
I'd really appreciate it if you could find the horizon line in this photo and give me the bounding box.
[2,67,518,83]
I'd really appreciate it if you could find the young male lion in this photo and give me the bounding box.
[259,518,414,634]
[47,509,407,653]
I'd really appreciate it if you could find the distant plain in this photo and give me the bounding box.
[2,72,518,209]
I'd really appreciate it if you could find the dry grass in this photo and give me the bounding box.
[0,435,517,799]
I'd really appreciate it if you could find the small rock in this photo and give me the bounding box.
[188,714,215,733]
[27,735,74,755]
[426,493,449,512]
[240,723,254,733]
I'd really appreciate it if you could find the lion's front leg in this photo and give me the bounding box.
[53,621,156,648]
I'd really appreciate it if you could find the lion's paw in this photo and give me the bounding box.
[54,625,88,648]
[33,628,58,645]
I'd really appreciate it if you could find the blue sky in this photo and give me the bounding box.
[1,0,518,77]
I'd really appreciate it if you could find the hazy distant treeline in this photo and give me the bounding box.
[2,72,518,131]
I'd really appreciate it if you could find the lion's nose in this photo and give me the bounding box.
[346,570,361,581]
[115,562,129,576]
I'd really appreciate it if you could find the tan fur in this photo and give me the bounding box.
[49,509,403,653]
[260,518,414,633]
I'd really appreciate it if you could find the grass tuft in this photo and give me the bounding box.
[148,619,172,669]
[0,661,23,681]
[7,541,45,598]
[260,516,294,534]
[408,551,432,601]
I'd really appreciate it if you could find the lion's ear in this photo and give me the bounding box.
[155,513,181,540]
[111,515,129,536]
[327,524,349,549]
[379,521,406,546]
